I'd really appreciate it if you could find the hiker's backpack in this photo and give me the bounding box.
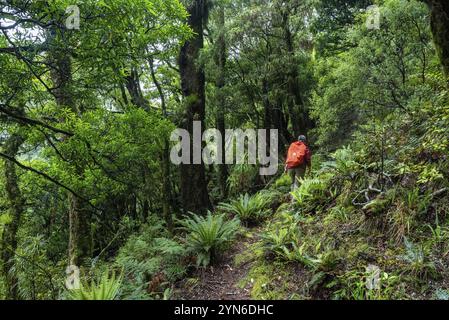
[286,142,308,169]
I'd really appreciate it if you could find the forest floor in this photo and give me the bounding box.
[174,228,262,300]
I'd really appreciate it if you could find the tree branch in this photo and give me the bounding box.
[0,151,97,211]
[0,104,74,136]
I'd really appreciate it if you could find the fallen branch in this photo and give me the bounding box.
[431,188,448,199]
[352,184,383,207]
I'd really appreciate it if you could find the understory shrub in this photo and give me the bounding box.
[218,193,272,226]
[178,212,240,267]
[115,217,187,300]
[66,269,123,300]
[290,175,333,212]
[227,164,259,195]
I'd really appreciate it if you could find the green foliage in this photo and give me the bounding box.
[258,189,283,203]
[311,0,441,149]
[325,205,352,223]
[261,213,318,268]
[239,259,294,300]
[218,193,272,225]
[115,218,187,300]
[0,213,12,238]
[329,146,359,177]
[262,222,300,261]
[330,269,401,300]
[227,165,259,196]
[399,237,436,279]
[422,101,449,154]
[0,0,192,300]
[385,188,435,243]
[66,269,123,300]
[427,219,449,253]
[417,165,444,185]
[311,0,372,56]
[274,174,291,189]
[290,176,330,211]
[2,0,449,301]
[13,235,64,300]
[179,212,240,267]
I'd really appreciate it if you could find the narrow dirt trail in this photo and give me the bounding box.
[174,229,260,300]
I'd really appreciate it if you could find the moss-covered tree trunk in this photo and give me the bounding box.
[262,78,273,144]
[281,8,310,137]
[428,0,449,83]
[125,68,151,111]
[179,0,211,214]
[214,4,229,200]
[49,47,90,266]
[273,97,291,153]
[0,132,25,300]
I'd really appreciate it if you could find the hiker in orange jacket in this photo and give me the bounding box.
[284,135,312,190]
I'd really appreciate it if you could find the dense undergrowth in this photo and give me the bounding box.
[64,108,449,300]
[238,113,449,300]
[5,106,448,300]
[2,0,449,301]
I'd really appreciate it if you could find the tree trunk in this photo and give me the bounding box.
[49,47,90,266]
[281,10,309,137]
[0,132,25,300]
[215,4,229,199]
[273,97,291,153]
[161,140,174,231]
[178,0,211,214]
[67,194,80,266]
[428,0,449,83]
[149,58,174,231]
[125,68,151,110]
[262,78,273,142]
